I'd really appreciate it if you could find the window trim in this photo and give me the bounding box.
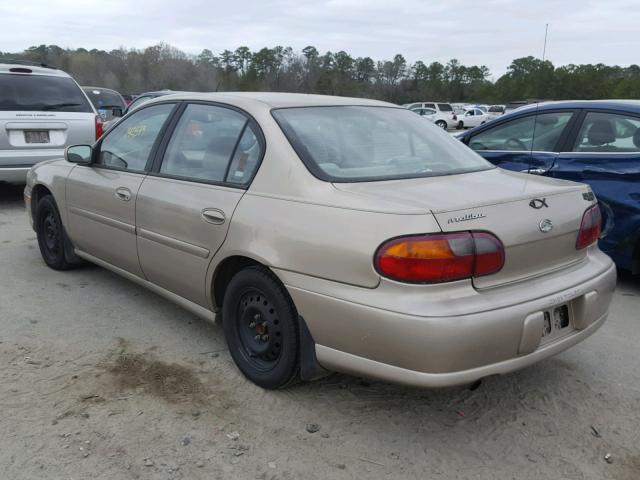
[87,101,180,174]
[562,108,640,154]
[466,109,579,154]
[147,100,267,190]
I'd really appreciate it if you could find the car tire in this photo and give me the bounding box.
[457,121,464,129]
[35,195,74,270]
[222,266,300,389]
[435,120,447,129]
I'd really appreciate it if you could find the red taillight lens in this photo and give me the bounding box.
[95,115,104,140]
[576,204,601,249]
[374,231,504,283]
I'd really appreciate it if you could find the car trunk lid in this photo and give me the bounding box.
[333,168,594,288]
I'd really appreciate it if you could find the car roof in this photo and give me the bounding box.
[514,99,640,115]
[149,91,397,109]
[0,62,70,77]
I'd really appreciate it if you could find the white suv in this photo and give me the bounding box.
[406,102,457,129]
[0,62,100,184]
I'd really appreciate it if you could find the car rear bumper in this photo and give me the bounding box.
[0,166,31,184]
[0,149,65,184]
[278,249,616,387]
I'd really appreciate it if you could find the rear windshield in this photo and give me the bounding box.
[83,88,125,110]
[437,103,453,111]
[0,74,93,112]
[272,106,493,182]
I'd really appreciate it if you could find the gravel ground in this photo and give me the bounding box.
[1,184,639,480]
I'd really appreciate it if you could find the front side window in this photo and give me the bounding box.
[273,106,492,182]
[97,103,175,171]
[469,111,573,152]
[572,111,640,153]
[424,103,435,109]
[160,104,253,183]
[438,103,453,112]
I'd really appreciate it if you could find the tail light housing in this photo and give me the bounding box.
[576,204,601,249]
[375,231,504,283]
[95,115,104,140]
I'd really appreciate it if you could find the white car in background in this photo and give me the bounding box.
[407,102,457,129]
[458,108,491,129]
[410,107,457,129]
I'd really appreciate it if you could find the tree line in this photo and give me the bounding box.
[2,43,640,104]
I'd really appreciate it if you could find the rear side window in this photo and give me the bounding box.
[572,111,640,153]
[437,103,453,112]
[97,103,175,171]
[160,103,261,185]
[469,112,572,152]
[0,73,93,112]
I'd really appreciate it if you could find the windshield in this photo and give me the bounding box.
[0,74,93,112]
[272,106,493,182]
[83,88,126,110]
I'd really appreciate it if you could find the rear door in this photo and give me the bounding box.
[549,109,640,267]
[0,72,95,168]
[465,110,577,173]
[65,102,176,276]
[136,102,264,307]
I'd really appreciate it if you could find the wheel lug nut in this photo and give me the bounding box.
[254,335,261,341]
[261,321,268,327]
[253,313,261,321]
[249,322,256,328]
[261,334,269,342]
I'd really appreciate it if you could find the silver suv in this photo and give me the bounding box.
[0,62,99,184]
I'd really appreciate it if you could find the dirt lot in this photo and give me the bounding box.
[1,184,639,480]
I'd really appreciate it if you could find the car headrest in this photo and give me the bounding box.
[587,120,615,146]
[633,127,640,149]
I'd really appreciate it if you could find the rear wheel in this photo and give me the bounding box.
[435,120,447,129]
[35,195,73,270]
[457,121,464,129]
[222,266,300,389]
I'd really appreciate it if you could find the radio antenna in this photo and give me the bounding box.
[542,23,549,62]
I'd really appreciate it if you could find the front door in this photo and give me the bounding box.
[65,102,176,276]
[465,110,576,173]
[136,103,264,307]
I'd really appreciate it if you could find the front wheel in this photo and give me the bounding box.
[35,195,73,270]
[222,266,300,389]
[435,120,447,129]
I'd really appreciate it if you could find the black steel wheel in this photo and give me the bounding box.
[35,195,72,270]
[223,266,299,389]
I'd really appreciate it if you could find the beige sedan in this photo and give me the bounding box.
[24,93,616,389]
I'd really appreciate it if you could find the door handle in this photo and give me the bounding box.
[201,208,226,225]
[114,187,131,201]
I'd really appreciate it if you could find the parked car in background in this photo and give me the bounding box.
[458,100,640,274]
[411,106,450,126]
[103,90,187,131]
[0,62,100,184]
[487,105,505,118]
[82,86,126,122]
[25,92,615,389]
[407,102,457,129]
[458,108,491,129]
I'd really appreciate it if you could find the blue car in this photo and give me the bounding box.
[457,100,640,274]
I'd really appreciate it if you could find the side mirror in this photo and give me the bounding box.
[65,145,93,164]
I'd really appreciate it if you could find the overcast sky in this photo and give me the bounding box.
[1,0,638,77]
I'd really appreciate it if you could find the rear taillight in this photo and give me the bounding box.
[95,115,104,140]
[374,231,504,283]
[576,204,601,249]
